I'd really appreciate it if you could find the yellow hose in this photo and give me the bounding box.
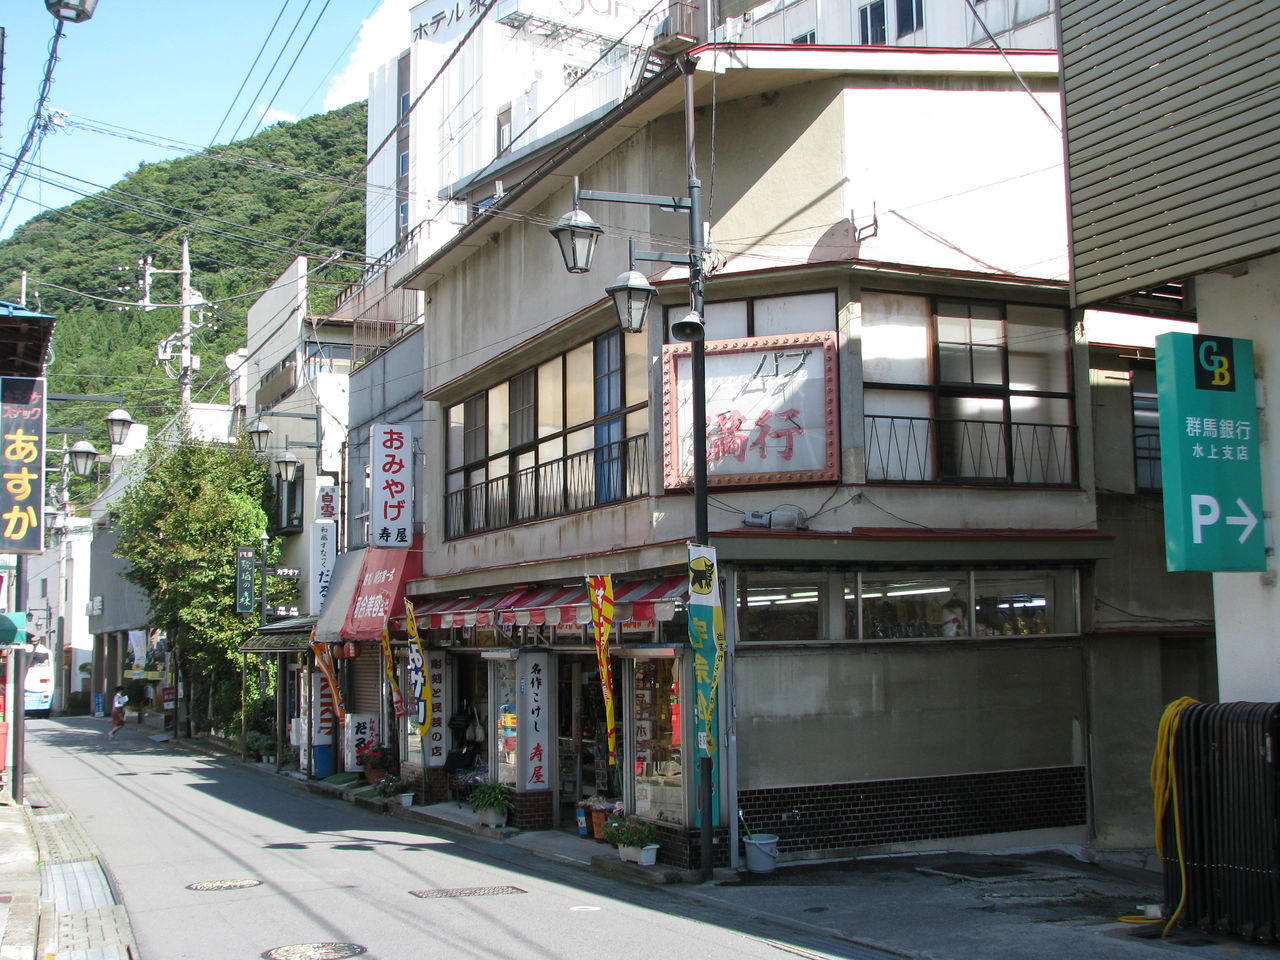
[1147,696,1199,937]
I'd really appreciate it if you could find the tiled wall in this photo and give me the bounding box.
[511,791,554,830]
[739,766,1087,854]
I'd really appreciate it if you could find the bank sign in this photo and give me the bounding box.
[1156,332,1265,571]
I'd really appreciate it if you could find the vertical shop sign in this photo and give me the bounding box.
[343,713,379,770]
[518,651,550,791]
[312,679,334,742]
[380,628,409,717]
[309,636,346,721]
[1156,332,1265,571]
[587,575,617,765]
[307,521,335,615]
[370,423,413,548]
[0,377,45,554]
[686,543,724,827]
[234,545,256,614]
[315,481,339,522]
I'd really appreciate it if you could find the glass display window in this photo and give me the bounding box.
[494,659,518,786]
[854,572,969,640]
[738,572,822,642]
[973,569,1076,636]
[633,657,684,824]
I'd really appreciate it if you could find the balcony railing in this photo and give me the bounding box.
[864,416,1076,486]
[445,434,649,539]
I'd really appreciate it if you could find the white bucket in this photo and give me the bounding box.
[742,834,779,873]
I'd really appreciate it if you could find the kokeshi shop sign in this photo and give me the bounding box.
[1156,332,1265,571]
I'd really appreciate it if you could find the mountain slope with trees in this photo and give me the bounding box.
[0,102,368,472]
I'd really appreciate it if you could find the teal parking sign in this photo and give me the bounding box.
[1156,332,1265,571]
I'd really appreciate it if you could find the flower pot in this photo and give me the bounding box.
[364,767,386,785]
[590,808,608,842]
[618,843,660,865]
[477,807,507,828]
[397,792,414,808]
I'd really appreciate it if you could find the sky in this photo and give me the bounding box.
[0,0,417,241]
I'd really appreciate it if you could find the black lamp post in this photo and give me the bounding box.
[552,54,713,877]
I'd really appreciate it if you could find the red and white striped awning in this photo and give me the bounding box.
[410,575,686,630]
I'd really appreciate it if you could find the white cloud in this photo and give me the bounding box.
[324,0,415,110]
[260,107,299,127]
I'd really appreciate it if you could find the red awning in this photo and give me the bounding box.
[340,541,421,640]
[411,575,686,630]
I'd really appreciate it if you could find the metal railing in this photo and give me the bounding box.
[445,434,649,538]
[864,415,1076,486]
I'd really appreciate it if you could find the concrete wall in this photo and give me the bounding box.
[734,640,1084,788]
[1195,251,1280,701]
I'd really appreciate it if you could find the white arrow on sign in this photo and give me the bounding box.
[1225,497,1258,544]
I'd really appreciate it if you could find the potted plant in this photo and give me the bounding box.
[375,775,415,807]
[356,741,393,784]
[468,782,514,828]
[603,815,659,865]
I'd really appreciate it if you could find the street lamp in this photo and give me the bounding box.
[247,418,273,454]
[45,0,98,22]
[550,55,708,544]
[106,408,134,446]
[67,440,98,478]
[274,451,301,483]
[551,54,713,877]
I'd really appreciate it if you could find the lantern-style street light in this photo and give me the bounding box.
[45,0,98,23]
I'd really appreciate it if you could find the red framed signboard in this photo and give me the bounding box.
[661,332,839,489]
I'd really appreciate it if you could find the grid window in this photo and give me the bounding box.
[1133,364,1161,491]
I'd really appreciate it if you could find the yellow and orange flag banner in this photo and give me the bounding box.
[587,574,617,766]
[405,598,432,737]
[308,630,346,722]
[381,628,409,718]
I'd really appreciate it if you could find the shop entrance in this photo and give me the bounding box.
[556,653,621,825]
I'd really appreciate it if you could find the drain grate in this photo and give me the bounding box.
[410,885,526,899]
[187,879,263,891]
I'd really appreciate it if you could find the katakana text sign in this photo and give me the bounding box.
[1156,332,1265,571]
[662,332,839,489]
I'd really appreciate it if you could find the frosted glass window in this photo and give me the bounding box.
[754,291,836,336]
[1007,304,1070,394]
[565,344,593,426]
[487,381,509,454]
[704,300,748,340]
[862,292,931,384]
[538,358,562,437]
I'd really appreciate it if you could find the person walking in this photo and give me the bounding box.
[109,686,128,739]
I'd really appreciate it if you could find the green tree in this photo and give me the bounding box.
[113,435,285,735]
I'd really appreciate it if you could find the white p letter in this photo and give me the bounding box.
[1190,494,1220,544]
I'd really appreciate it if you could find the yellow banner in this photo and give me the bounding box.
[308,631,346,721]
[405,598,432,737]
[381,628,409,718]
[587,574,617,766]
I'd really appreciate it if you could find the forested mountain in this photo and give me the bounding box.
[0,101,367,449]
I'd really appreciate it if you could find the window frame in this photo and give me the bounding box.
[858,0,887,44]
[895,0,923,36]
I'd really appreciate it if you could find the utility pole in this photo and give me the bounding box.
[145,236,205,418]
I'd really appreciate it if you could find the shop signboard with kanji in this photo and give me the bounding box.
[0,377,45,554]
[307,521,335,615]
[662,332,839,489]
[517,651,550,791]
[234,546,256,614]
[369,422,413,548]
[1156,332,1265,571]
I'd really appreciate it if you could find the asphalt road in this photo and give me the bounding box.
[25,716,812,960]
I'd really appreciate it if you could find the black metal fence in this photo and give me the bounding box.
[445,434,649,538]
[864,415,1076,486]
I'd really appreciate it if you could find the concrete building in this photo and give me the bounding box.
[1057,0,1276,703]
[322,4,1211,867]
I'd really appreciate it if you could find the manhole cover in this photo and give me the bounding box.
[410,885,526,899]
[187,879,263,891]
[261,944,366,960]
